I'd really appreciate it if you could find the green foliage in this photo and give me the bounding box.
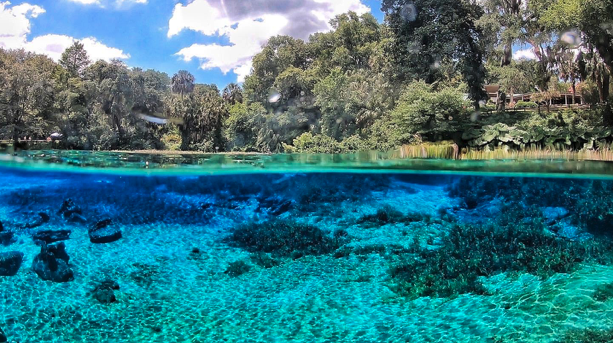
[514,101,538,109]
[1,4,610,154]
[593,282,613,302]
[59,41,91,78]
[167,81,228,151]
[283,132,372,154]
[0,49,58,143]
[228,220,341,258]
[462,108,609,149]
[391,81,470,142]
[383,0,487,105]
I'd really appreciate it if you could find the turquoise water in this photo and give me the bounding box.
[1,152,613,342]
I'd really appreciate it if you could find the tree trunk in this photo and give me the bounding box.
[571,82,576,105]
[596,70,606,103]
[603,72,610,101]
[180,126,190,151]
[603,103,613,126]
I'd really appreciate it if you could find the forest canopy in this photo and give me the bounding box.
[1,1,612,153]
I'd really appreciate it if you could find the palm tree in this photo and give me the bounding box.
[171,70,195,96]
[222,83,244,105]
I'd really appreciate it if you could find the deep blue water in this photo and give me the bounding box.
[1,166,613,342]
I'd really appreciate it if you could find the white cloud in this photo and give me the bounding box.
[0,2,129,62]
[513,48,536,61]
[25,35,130,61]
[0,1,45,49]
[66,0,100,4]
[66,0,147,5]
[168,0,370,82]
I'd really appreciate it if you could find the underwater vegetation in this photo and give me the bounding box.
[592,282,613,302]
[449,177,613,237]
[564,328,613,343]
[227,220,343,258]
[224,260,252,277]
[357,204,430,226]
[390,204,613,299]
[4,169,613,342]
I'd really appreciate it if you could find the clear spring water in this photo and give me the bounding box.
[1,151,613,342]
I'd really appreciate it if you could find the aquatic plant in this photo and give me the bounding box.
[224,261,252,277]
[563,328,613,343]
[228,220,342,258]
[593,282,613,302]
[357,205,405,225]
[357,205,430,226]
[390,205,613,299]
[249,252,280,269]
[295,174,390,210]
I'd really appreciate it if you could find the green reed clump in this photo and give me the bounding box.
[389,205,613,299]
[564,328,613,343]
[228,220,343,258]
[593,282,613,302]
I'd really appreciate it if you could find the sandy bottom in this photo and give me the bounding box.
[0,171,612,343]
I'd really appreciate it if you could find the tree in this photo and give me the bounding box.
[243,36,310,104]
[59,41,91,78]
[382,0,488,108]
[171,70,195,96]
[168,74,227,151]
[539,0,613,121]
[390,81,469,143]
[222,83,243,105]
[0,49,57,144]
[550,45,581,104]
[489,62,531,108]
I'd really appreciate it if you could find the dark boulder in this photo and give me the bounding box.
[256,197,293,216]
[89,219,122,244]
[33,230,71,245]
[32,242,74,282]
[91,279,119,304]
[0,251,24,276]
[0,232,15,246]
[0,326,6,342]
[66,213,87,223]
[24,212,51,229]
[58,198,83,219]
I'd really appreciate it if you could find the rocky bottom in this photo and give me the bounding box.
[0,171,613,342]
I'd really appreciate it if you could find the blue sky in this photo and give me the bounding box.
[0,0,385,88]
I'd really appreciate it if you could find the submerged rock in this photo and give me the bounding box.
[66,213,87,223]
[256,197,293,216]
[33,230,71,245]
[0,232,15,246]
[0,251,24,276]
[0,220,3,231]
[24,212,50,229]
[91,279,120,304]
[0,326,6,342]
[32,242,74,282]
[58,198,83,219]
[89,219,122,244]
[542,207,569,225]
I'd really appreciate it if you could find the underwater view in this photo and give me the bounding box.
[0,152,613,342]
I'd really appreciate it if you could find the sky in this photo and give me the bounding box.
[0,0,386,88]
